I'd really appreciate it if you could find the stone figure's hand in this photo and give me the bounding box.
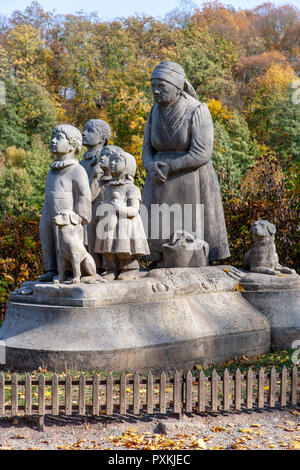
[149,162,168,185]
[111,200,127,217]
[93,164,102,179]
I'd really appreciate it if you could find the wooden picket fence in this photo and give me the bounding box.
[0,366,299,429]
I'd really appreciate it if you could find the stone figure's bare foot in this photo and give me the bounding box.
[39,271,58,282]
[101,271,117,281]
[117,269,140,281]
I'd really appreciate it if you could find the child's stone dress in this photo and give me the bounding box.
[94,179,150,270]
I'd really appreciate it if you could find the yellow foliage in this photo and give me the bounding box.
[5,146,27,167]
[207,98,232,124]
[258,64,297,93]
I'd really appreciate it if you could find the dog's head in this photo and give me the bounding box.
[53,210,81,227]
[251,220,276,241]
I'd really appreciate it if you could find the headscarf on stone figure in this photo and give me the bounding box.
[151,61,198,101]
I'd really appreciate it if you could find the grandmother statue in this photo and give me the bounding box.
[142,61,230,265]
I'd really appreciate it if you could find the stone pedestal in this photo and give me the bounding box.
[0,266,271,371]
[241,273,300,350]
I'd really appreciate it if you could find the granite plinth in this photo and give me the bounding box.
[241,272,300,350]
[0,267,271,371]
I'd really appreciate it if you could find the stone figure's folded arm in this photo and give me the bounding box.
[168,103,214,175]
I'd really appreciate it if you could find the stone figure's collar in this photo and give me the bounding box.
[50,158,78,170]
[109,177,128,186]
[101,175,112,182]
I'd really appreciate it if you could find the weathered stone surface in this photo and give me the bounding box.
[241,272,300,291]
[10,266,246,307]
[241,272,300,350]
[1,267,270,371]
[159,420,205,435]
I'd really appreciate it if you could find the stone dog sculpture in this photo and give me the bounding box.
[243,220,296,275]
[53,210,96,283]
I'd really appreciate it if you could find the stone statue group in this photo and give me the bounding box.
[39,61,295,284]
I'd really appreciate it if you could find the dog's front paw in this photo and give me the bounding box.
[278,267,296,275]
[70,277,81,284]
[265,269,277,275]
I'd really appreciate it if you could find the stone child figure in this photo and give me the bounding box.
[243,220,296,275]
[39,124,92,282]
[88,150,113,271]
[81,119,111,268]
[94,145,150,280]
[81,119,111,182]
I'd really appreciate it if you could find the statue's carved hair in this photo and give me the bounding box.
[53,124,82,154]
[84,119,111,145]
[101,145,136,180]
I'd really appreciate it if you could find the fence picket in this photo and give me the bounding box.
[65,374,72,416]
[280,366,287,407]
[159,371,166,414]
[291,366,298,406]
[106,372,113,415]
[120,372,126,415]
[269,367,276,407]
[186,370,193,413]
[38,374,45,417]
[11,373,18,417]
[25,373,32,416]
[198,370,205,412]
[173,370,181,414]
[79,374,86,416]
[147,371,153,414]
[133,372,140,415]
[223,369,230,411]
[211,370,218,412]
[246,368,253,410]
[234,369,241,411]
[52,373,59,415]
[258,368,265,409]
[92,374,99,416]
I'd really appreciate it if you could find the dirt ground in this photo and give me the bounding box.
[0,408,299,450]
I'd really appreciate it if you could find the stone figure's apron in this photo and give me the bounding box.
[143,151,202,255]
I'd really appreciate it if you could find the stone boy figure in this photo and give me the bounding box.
[94,145,150,280]
[81,119,111,268]
[39,124,92,282]
[81,119,111,182]
[88,148,113,271]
